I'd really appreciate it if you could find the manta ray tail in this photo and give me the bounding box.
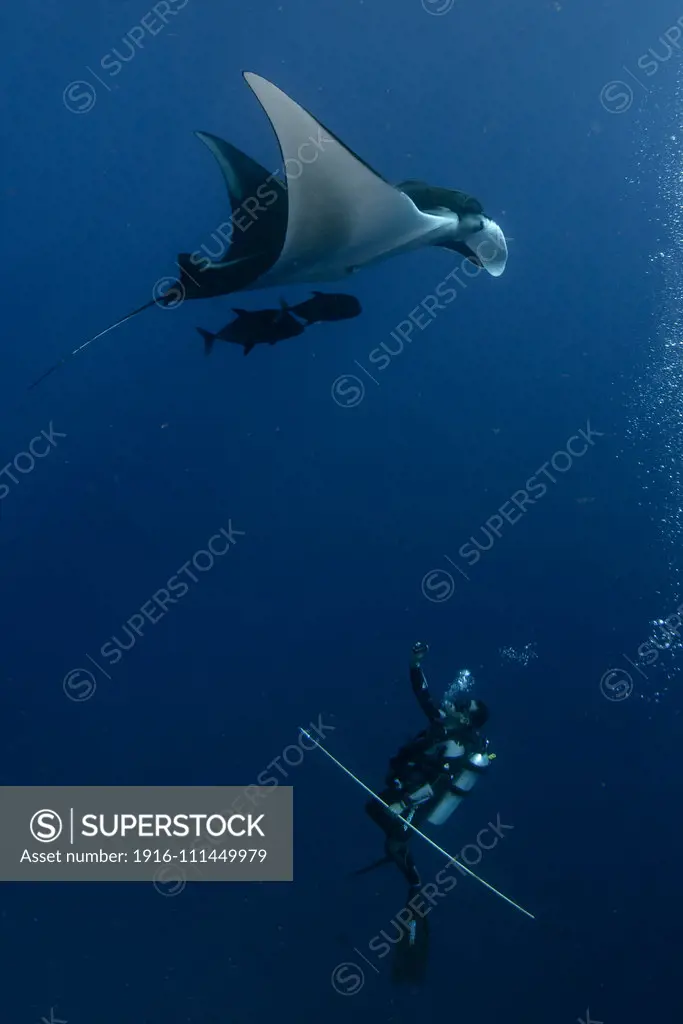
[28,298,159,390]
[196,328,216,356]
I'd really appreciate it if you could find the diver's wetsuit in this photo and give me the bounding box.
[365,649,486,899]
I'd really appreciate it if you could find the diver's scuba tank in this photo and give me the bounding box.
[425,747,491,825]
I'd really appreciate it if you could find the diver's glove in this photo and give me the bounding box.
[387,799,407,816]
[410,641,429,668]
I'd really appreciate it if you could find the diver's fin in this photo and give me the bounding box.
[391,910,430,985]
[196,328,215,355]
[28,298,158,390]
[350,855,393,877]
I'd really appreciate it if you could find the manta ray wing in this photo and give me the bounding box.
[193,131,288,270]
[242,73,449,286]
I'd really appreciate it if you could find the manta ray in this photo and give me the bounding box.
[31,72,507,387]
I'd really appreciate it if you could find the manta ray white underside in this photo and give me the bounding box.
[239,72,508,286]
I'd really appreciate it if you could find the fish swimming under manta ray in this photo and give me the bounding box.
[196,300,306,356]
[30,72,508,388]
[196,292,363,356]
[287,292,362,325]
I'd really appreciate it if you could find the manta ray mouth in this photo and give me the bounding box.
[465,217,508,277]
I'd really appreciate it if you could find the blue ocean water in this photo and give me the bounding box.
[1,0,682,1020]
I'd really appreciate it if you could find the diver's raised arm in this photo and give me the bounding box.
[409,642,443,724]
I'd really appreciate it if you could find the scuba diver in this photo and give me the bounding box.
[358,641,491,983]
